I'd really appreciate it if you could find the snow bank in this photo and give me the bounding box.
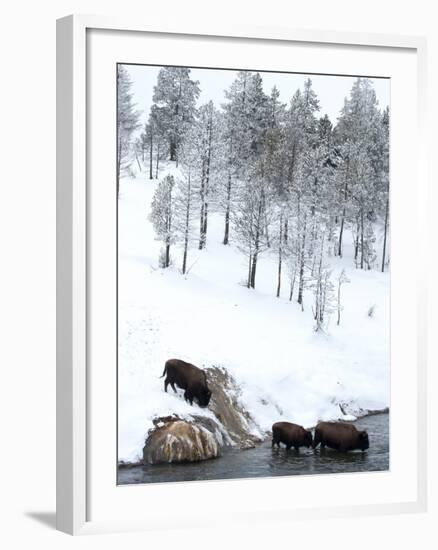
[118,166,389,463]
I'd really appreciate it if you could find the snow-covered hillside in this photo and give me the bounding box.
[118,166,389,464]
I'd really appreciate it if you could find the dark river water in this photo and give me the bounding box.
[118,413,389,485]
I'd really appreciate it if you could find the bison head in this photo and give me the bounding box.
[359,430,369,451]
[304,430,313,448]
[197,388,212,408]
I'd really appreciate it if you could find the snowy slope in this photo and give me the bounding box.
[118,165,389,463]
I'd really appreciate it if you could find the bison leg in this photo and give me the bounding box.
[170,381,177,393]
[164,378,169,393]
[286,443,292,450]
[184,389,194,406]
[313,430,321,449]
[294,446,299,452]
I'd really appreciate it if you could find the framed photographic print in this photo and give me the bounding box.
[57,15,427,535]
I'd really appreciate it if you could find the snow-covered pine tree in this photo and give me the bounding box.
[220,71,251,246]
[232,73,272,288]
[174,171,198,274]
[149,174,176,268]
[380,107,390,272]
[220,72,270,246]
[285,79,320,306]
[233,174,272,289]
[262,125,287,296]
[334,78,386,267]
[117,65,140,193]
[139,105,164,180]
[196,101,216,250]
[174,127,201,274]
[310,232,335,331]
[151,67,200,164]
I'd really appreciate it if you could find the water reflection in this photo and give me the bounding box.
[118,413,389,485]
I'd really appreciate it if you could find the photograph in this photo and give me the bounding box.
[116,63,390,485]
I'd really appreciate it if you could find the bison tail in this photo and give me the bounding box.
[159,364,167,378]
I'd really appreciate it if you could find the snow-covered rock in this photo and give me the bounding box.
[205,366,264,448]
[143,418,220,464]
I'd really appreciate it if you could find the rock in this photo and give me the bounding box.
[337,401,389,419]
[239,439,256,450]
[143,419,220,465]
[204,366,263,447]
[143,366,265,466]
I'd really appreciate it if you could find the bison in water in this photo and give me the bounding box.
[272,421,313,451]
[313,421,369,452]
[161,359,212,408]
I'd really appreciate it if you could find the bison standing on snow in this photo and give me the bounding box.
[161,359,212,408]
[313,421,369,452]
[272,422,313,451]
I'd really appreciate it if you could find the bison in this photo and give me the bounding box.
[272,421,313,451]
[313,421,369,452]
[161,359,212,408]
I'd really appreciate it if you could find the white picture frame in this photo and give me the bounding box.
[56,14,428,535]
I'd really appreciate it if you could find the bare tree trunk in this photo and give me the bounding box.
[149,129,153,180]
[289,268,297,301]
[203,200,209,243]
[155,141,160,179]
[360,208,364,270]
[250,199,264,289]
[223,173,232,245]
[284,217,288,244]
[276,213,283,298]
[264,212,271,247]
[199,169,206,250]
[200,108,213,249]
[338,208,345,257]
[297,213,307,308]
[170,140,177,162]
[165,241,170,268]
[250,252,258,289]
[247,254,252,288]
[381,197,389,272]
[181,174,192,275]
[337,156,350,257]
[117,135,122,195]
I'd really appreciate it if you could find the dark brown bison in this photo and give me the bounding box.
[313,421,369,452]
[272,421,313,451]
[161,359,212,408]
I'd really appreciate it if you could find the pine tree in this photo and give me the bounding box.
[117,66,140,193]
[196,101,216,250]
[174,127,201,274]
[233,175,272,289]
[174,172,197,274]
[310,232,335,331]
[220,72,270,246]
[151,67,200,164]
[380,107,390,272]
[334,78,386,266]
[149,175,176,268]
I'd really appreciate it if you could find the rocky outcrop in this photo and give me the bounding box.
[337,401,389,420]
[143,418,220,464]
[204,366,263,448]
[143,366,264,465]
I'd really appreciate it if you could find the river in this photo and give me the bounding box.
[118,413,389,485]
